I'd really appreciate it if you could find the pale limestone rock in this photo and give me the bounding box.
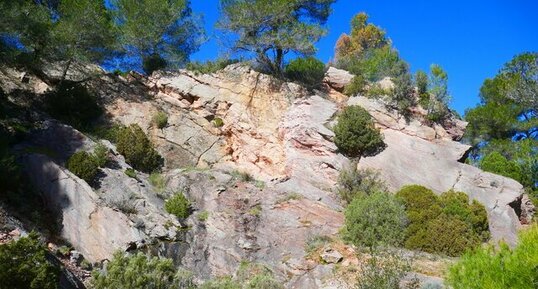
[324,67,354,91]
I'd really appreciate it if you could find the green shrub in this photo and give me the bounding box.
[186,58,240,75]
[142,53,167,75]
[284,57,326,89]
[116,124,163,173]
[396,185,489,256]
[66,151,99,183]
[91,252,195,289]
[165,192,191,219]
[93,142,109,168]
[344,75,367,96]
[149,172,166,192]
[480,151,525,183]
[124,168,137,178]
[343,191,407,248]
[0,233,60,289]
[337,163,386,204]
[45,81,102,130]
[365,83,389,98]
[213,117,224,127]
[152,111,168,129]
[333,105,384,157]
[356,249,412,289]
[447,225,538,289]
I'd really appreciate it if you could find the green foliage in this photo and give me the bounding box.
[415,70,429,107]
[149,172,166,192]
[284,57,327,88]
[91,252,196,289]
[344,75,367,96]
[396,185,489,256]
[66,151,99,183]
[333,106,384,157]
[45,81,103,130]
[0,137,21,196]
[125,168,137,179]
[213,118,224,128]
[116,124,163,173]
[218,0,335,74]
[447,225,538,289]
[390,63,415,114]
[343,191,407,248]
[356,249,412,289]
[152,111,168,129]
[480,151,525,183]
[93,142,109,168]
[142,54,167,75]
[112,0,204,74]
[197,211,209,222]
[187,58,240,75]
[337,163,386,204]
[0,233,60,289]
[165,192,192,219]
[426,64,451,123]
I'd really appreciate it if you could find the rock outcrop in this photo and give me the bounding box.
[1,63,532,288]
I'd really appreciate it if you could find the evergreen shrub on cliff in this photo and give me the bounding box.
[333,105,384,157]
[165,192,191,219]
[447,225,538,289]
[284,57,326,89]
[91,252,195,289]
[0,233,60,289]
[116,124,163,173]
[396,185,489,256]
[66,151,99,183]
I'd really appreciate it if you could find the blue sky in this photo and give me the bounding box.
[190,0,538,115]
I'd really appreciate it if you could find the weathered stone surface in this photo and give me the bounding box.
[22,153,144,262]
[324,67,354,91]
[358,129,523,246]
[320,247,343,264]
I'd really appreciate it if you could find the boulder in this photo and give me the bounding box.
[320,247,343,264]
[324,67,354,91]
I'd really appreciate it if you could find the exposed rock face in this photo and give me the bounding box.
[18,121,181,263]
[324,67,354,91]
[350,95,525,246]
[2,63,531,288]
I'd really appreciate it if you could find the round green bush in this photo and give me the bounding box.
[165,192,191,219]
[333,105,384,157]
[91,252,195,289]
[284,57,326,88]
[116,124,163,173]
[45,81,102,129]
[396,185,490,256]
[142,54,167,75]
[343,191,407,248]
[152,111,168,129]
[337,164,386,204]
[66,151,99,183]
[0,233,60,289]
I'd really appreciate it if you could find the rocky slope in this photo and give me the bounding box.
[0,64,533,288]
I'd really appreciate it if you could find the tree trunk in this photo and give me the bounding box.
[275,47,283,75]
[60,58,73,83]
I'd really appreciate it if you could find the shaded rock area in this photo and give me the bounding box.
[0,64,532,288]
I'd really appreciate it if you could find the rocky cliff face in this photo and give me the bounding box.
[0,64,532,288]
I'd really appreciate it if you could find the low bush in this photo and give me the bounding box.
[284,57,326,89]
[66,151,99,183]
[396,185,489,256]
[344,75,367,96]
[142,54,167,75]
[152,111,168,129]
[187,58,240,75]
[165,192,191,219]
[337,163,386,204]
[343,191,407,248]
[91,252,195,289]
[333,105,384,157]
[93,142,109,168]
[124,168,137,178]
[0,233,60,289]
[480,151,524,183]
[447,225,538,289]
[149,172,166,192]
[45,81,102,130]
[116,124,163,173]
[356,249,412,289]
